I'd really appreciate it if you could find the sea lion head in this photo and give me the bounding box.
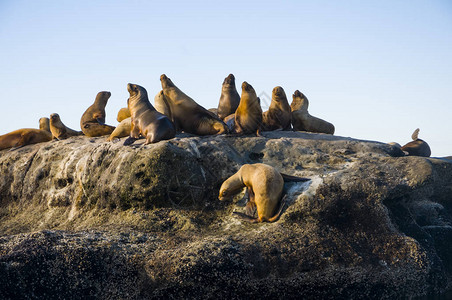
[218,186,233,202]
[127,83,148,103]
[241,81,255,93]
[272,86,286,101]
[293,90,305,98]
[291,90,309,111]
[160,74,175,89]
[50,113,61,123]
[39,117,50,132]
[223,74,236,85]
[94,91,111,106]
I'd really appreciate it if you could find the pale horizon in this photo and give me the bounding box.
[1,0,451,156]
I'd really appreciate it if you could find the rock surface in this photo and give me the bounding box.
[0,131,451,299]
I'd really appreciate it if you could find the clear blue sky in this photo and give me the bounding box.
[1,0,451,156]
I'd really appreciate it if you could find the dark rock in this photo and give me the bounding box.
[0,131,451,299]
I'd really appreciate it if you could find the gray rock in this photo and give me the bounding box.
[0,131,451,299]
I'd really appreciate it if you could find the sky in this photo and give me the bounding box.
[0,0,451,156]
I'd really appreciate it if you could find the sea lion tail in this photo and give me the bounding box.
[280,173,310,182]
[411,128,420,140]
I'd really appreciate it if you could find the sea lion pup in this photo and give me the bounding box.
[291,90,335,135]
[39,117,51,133]
[154,90,172,118]
[160,74,228,135]
[234,81,263,134]
[123,83,176,146]
[49,113,83,140]
[107,117,132,142]
[400,128,431,157]
[117,107,131,122]
[217,74,241,120]
[219,163,309,223]
[262,86,292,131]
[80,91,116,137]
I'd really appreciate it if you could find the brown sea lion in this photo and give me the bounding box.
[123,83,176,146]
[80,91,116,137]
[160,74,228,135]
[117,107,131,123]
[291,90,335,134]
[262,86,292,131]
[234,81,263,134]
[0,126,52,151]
[208,108,218,116]
[217,74,241,120]
[39,117,51,133]
[107,117,132,142]
[154,90,172,119]
[219,163,309,223]
[49,113,83,140]
[400,128,431,157]
[0,118,52,150]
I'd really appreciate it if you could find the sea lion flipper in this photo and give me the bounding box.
[123,137,137,146]
[8,145,25,152]
[280,173,310,182]
[411,128,420,140]
[233,211,259,223]
[245,201,257,218]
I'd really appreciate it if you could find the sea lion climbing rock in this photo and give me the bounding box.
[401,128,431,157]
[219,163,309,223]
[262,86,292,131]
[80,91,116,137]
[291,90,335,135]
[160,74,228,135]
[124,83,176,146]
[49,113,83,140]
[234,81,263,134]
[217,74,241,120]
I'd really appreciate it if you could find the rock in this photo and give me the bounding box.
[0,131,451,299]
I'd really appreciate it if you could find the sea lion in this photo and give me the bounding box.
[0,118,52,150]
[117,107,131,122]
[219,163,309,223]
[0,128,52,151]
[39,117,51,133]
[160,74,228,135]
[154,90,172,119]
[107,117,132,142]
[291,90,335,135]
[262,86,292,131]
[217,74,241,120]
[123,83,176,145]
[400,128,431,157]
[80,91,116,137]
[234,81,263,134]
[49,113,83,140]
[208,108,219,116]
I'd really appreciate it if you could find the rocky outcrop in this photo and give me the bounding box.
[0,132,451,299]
